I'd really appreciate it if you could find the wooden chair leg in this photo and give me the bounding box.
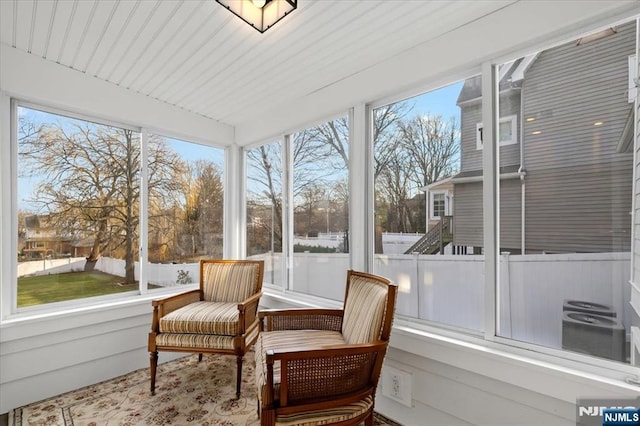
[261,408,275,426]
[236,354,243,399]
[364,411,374,426]
[149,351,158,395]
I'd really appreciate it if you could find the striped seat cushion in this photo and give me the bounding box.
[159,301,239,335]
[156,320,260,351]
[274,396,373,426]
[202,262,260,302]
[155,332,236,350]
[341,275,388,344]
[254,330,346,404]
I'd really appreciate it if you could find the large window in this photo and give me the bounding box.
[246,141,284,287]
[14,105,225,308]
[17,105,142,307]
[147,135,224,288]
[496,20,636,365]
[373,79,484,330]
[290,116,350,300]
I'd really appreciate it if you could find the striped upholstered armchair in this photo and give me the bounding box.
[148,259,264,398]
[255,270,397,426]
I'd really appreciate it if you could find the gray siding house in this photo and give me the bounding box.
[452,22,635,254]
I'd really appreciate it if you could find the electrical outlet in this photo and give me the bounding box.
[381,366,412,407]
[391,374,402,398]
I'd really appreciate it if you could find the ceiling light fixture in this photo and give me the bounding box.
[216,0,297,33]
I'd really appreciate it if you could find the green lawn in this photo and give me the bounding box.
[18,271,142,307]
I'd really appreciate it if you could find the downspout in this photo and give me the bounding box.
[519,88,526,254]
[424,187,430,232]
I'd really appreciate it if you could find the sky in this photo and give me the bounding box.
[399,80,463,122]
[17,80,465,212]
[16,107,224,212]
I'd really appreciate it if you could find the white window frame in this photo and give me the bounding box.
[5,100,226,318]
[476,114,518,150]
[429,190,449,220]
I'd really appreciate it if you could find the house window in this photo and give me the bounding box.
[431,192,446,219]
[476,115,518,149]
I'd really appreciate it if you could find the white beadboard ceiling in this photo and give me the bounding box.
[1,0,523,133]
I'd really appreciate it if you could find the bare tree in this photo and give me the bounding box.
[373,102,413,179]
[247,144,283,253]
[376,149,415,233]
[19,122,184,283]
[374,110,460,236]
[398,114,460,188]
[179,160,224,259]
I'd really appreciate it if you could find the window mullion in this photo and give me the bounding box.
[482,61,499,341]
[139,129,149,294]
[283,134,293,291]
[3,96,16,317]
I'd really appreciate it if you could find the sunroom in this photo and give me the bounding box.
[1,1,640,425]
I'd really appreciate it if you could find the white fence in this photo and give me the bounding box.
[249,251,630,350]
[500,252,630,348]
[381,232,423,254]
[19,252,631,351]
[18,257,200,287]
[93,257,200,287]
[376,252,630,349]
[18,257,87,276]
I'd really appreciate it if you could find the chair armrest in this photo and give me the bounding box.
[237,291,262,332]
[150,289,201,333]
[264,342,387,408]
[259,308,343,332]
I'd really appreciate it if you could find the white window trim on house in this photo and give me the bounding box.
[629,54,637,103]
[476,114,518,150]
[429,190,450,221]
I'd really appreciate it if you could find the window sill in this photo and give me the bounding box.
[260,290,640,401]
[261,288,343,310]
[0,285,196,341]
[390,318,640,402]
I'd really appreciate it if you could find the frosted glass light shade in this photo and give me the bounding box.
[216,0,297,33]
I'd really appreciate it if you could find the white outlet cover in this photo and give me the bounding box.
[381,365,412,407]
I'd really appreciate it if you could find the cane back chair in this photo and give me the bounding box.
[255,270,397,426]
[148,259,264,398]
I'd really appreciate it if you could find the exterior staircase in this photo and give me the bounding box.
[404,216,453,254]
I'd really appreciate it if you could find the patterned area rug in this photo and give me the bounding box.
[10,351,401,425]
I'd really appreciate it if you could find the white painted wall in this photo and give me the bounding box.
[0,298,186,414]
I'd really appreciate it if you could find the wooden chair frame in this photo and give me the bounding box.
[256,270,397,426]
[148,259,264,398]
